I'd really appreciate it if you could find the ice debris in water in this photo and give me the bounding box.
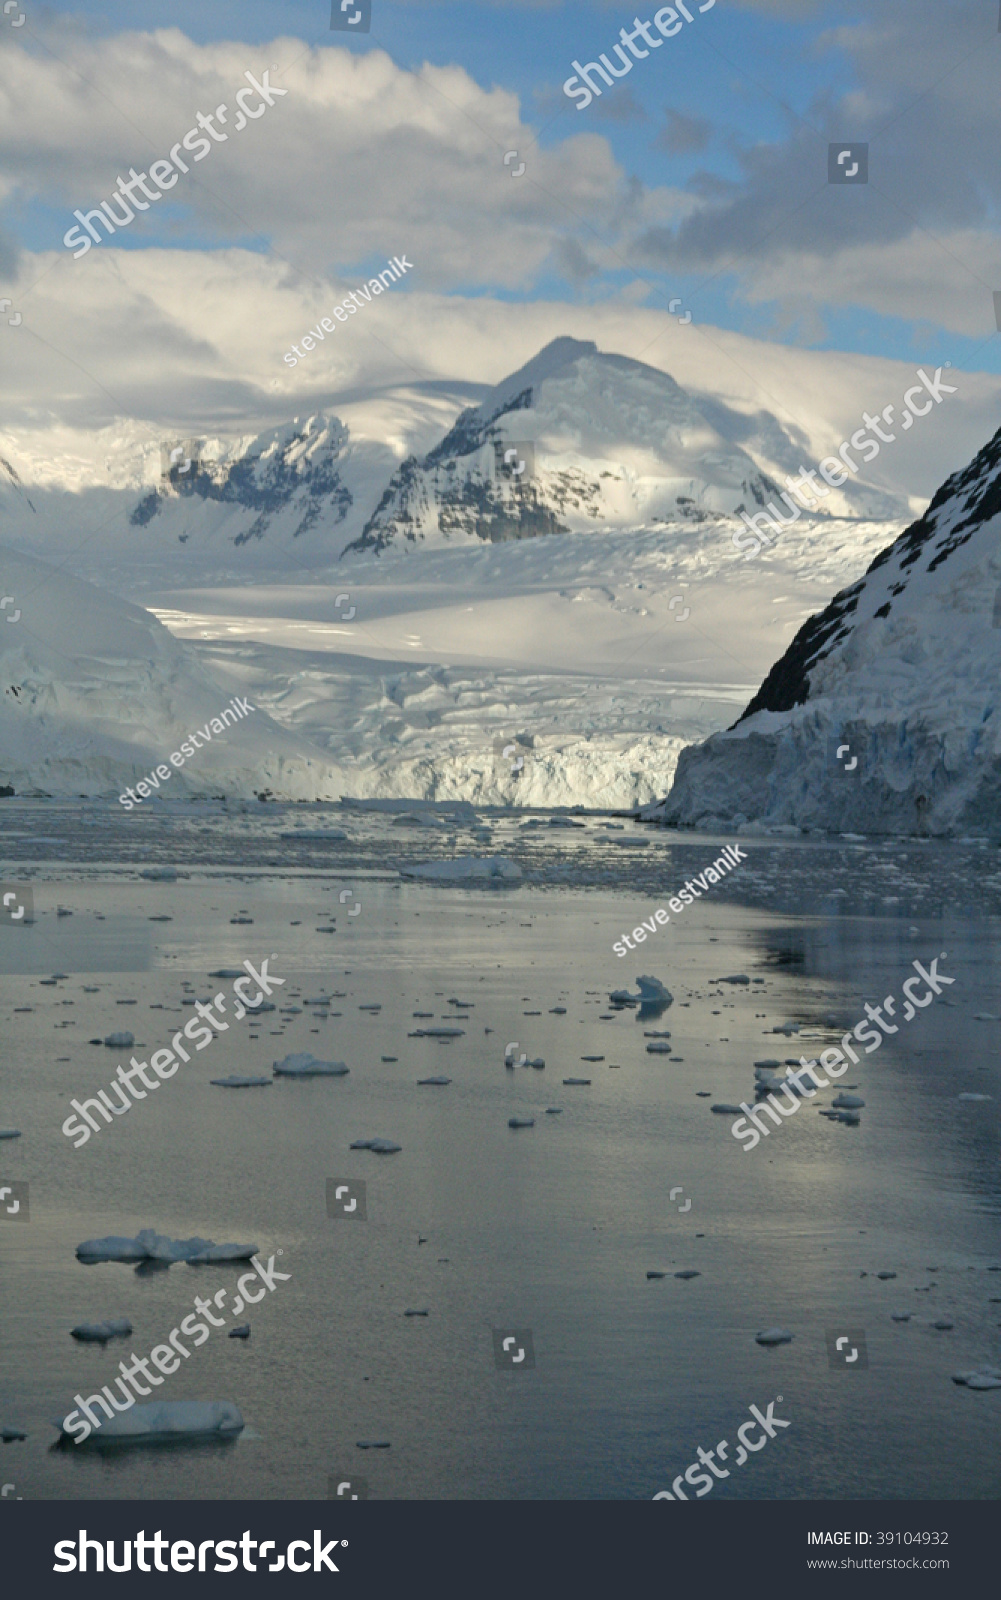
[140,867,178,881]
[755,1328,794,1346]
[60,1401,244,1444]
[2,1426,27,1441]
[229,1325,251,1340]
[0,1128,22,1140]
[350,1138,402,1153]
[70,1319,133,1343]
[508,1117,535,1128]
[104,1031,135,1048]
[211,1075,272,1088]
[952,1369,1001,1389]
[273,1053,349,1077]
[76,1230,258,1264]
[399,857,522,883]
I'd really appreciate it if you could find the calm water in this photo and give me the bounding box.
[1,804,999,1500]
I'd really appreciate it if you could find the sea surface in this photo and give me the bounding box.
[1,799,999,1500]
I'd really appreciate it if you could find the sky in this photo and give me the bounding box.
[2,0,1001,443]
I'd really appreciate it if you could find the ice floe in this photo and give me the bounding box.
[755,1328,793,1345]
[76,1230,258,1264]
[952,1369,1001,1389]
[70,1319,133,1343]
[103,1031,135,1048]
[400,857,522,883]
[211,1075,272,1088]
[61,1400,244,1444]
[273,1052,349,1077]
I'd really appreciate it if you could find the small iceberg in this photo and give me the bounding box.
[273,1053,349,1077]
[0,1128,21,1140]
[76,1230,258,1265]
[952,1368,1001,1389]
[755,1328,793,1346]
[229,1325,251,1340]
[104,1031,135,1048]
[646,1041,673,1054]
[833,1093,865,1109]
[70,1319,132,1343]
[210,1075,272,1088]
[400,857,522,884]
[2,1426,27,1441]
[610,975,673,1017]
[508,1117,535,1128]
[60,1400,244,1445]
[350,1138,401,1154]
[674,1270,700,1280]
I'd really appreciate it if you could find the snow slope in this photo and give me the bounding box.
[656,424,1001,836]
[0,545,345,800]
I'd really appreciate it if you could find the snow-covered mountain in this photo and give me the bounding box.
[0,545,345,800]
[655,425,1001,837]
[346,337,785,554]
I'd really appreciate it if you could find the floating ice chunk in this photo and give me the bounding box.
[2,1426,27,1441]
[771,1022,802,1035]
[210,1075,272,1088]
[0,1128,21,1140]
[563,1077,591,1085]
[973,1013,998,1021]
[754,1060,782,1070]
[392,813,447,829]
[715,975,750,985]
[545,1108,562,1115]
[356,1440,391,1449]
[952,1369,1001,1389]
[418,1076,452,1086]
[932,1319,955,1331]
[646,1041,673,1054]
[548,816,585,828]
[350,1138,401,1153]
[508,1117,535,1128]
[404,1309,429,1317]
[70,1319,133,1343]
[140,867,178,881]
[833,1094,865,1109]
[674,1270,700,1280]
[646,1271,667,1279]
[409,1027,464,1038]
[104,1031,135,1048]
[610,976,673,1008]
[76,1231,257,1264]
[958,1092,992,1101]
[273,1053,349,1077]
[755,1328,793,1346]
[400,857,522,884]
[876,1271,897,1280]
[208,968,244,979]
[62,1401,244,1444]
[229,1325,251,1339]
[711,1104,742,1114]
[891,1312,912,1322]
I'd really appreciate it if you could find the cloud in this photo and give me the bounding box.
[0,27,624,292]
[626,0,1001,328]
[654,108,711,154]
